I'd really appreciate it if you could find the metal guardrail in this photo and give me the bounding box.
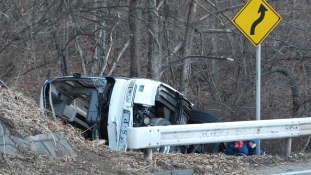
[127,117,311,149]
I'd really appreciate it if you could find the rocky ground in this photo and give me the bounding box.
[1,87,311,175]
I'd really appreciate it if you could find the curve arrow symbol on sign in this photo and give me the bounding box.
[250,4,268,35]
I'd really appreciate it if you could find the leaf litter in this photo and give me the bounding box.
[0,87,310,175]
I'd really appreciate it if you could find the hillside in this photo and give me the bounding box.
[1,87,311,174]
[1,0,311,158]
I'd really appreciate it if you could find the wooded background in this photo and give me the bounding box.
[1,0,311,154]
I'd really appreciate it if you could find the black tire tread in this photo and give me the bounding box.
[189,109,220,124]
[188,109,221,154]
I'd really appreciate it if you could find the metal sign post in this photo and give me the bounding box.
[256,44,261,154]
[232,0,282,155]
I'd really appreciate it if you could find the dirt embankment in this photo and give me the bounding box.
[1,87,311,175]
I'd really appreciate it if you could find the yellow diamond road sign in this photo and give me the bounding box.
[232,0,282,47]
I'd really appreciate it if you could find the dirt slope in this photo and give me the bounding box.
[1,87,311,175]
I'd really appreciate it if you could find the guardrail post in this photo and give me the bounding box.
[283,138,292,157]
[144,148,152,160]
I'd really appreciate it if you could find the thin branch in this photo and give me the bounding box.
[75,36,87,75]
[107,35,132,76]
[194,0,223,25]
[99,13,120,76]
[0,79,9,89]
[148,29,161,50]
[156,0,165,11]
[204,0,232,23]
[199,29,233,33]
[160,55,234,75]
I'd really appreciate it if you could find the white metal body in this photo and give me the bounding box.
[40,75,186,152]
[107,78,163,150]
[127,117,311,149]
[107,79,129,150]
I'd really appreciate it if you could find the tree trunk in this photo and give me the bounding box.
[129,0,142,77]
[263,66,299,116]
[299,57,310,153]
[180,0,196,94]
[147,0,162,80]
[263,66,299,157]
[51,30,68,76]
[210,18,221,102]
[91,0,99,76]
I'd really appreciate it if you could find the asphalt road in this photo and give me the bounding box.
[271,170,311,175]
[255,163,311,175]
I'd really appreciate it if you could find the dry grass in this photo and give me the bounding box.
[0,87,91,147]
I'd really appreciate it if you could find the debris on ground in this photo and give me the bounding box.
[0,88,311,175]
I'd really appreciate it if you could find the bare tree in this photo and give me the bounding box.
[129,0,142,77]
[147,0,162,80]
[180,0,197,94]
[1,0,311,155]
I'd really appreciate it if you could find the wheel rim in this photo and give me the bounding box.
[150,118,171,154]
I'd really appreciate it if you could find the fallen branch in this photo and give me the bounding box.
[0,79,9,89]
